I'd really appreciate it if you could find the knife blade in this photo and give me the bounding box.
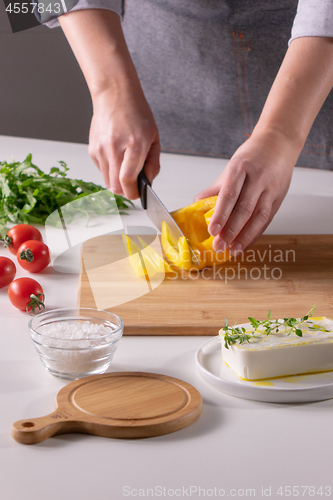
[138,170,199,265]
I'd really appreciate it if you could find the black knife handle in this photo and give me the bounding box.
[138,168,151,210]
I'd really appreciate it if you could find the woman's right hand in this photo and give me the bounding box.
[59,9,160,199]
[89,85,160,200]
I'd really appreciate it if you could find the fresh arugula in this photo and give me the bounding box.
[0,154,134,229]
[221,306,325,349]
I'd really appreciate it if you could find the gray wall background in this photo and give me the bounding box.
[0,5,91,143]
[1,5,332,172]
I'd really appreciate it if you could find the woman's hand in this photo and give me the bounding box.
[59,9,160,199]
[196,36,333,256]
[194,128,299,255]
[90,86,160,199]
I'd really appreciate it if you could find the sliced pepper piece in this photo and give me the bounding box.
[138,236,174,275]
[122,233,147,278]
[161,221,193,270]
[122,233,173,279]
[171,196,218,245]
[161,196,231,270]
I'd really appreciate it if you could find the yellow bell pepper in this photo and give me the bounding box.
[122,233,173,279]
[138,236,174,276]
[122,233,147,278]
[161,196,230,270]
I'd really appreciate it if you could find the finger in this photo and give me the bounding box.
[119,145,149,199]
[89,145,112,189]
[142,136,161,184]
[88,142,102,175]
[238,195,283,250]
[213,180,264,252]
[227,191,273,255]
[208,165,247,237]
[107,149,125,195]
[88,121,112,188]
[243,219,271,250]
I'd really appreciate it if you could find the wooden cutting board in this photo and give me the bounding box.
[78,234,333,335]
[11,372,202,444]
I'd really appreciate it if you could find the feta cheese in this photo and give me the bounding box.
[221,317,333,380]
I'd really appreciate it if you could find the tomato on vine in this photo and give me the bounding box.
[17,240,50,273]
[8,278,45,314]
[4,224,43,255]
[0,257,16,288]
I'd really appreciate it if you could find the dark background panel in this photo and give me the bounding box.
[0,3,91,143]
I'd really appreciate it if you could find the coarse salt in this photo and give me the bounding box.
[33,320,120,375]
[41,321,115,347]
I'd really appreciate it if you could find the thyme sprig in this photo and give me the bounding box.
[222,305,323,349]
[221,317,252,349]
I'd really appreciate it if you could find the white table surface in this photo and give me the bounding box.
[1,135,333,500]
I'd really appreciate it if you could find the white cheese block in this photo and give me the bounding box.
[220,317,333,380]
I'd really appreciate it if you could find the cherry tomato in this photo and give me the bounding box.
[8,278,45,313]
[0,257,16,288]
[17,240,50,273]
[5,224,43,255]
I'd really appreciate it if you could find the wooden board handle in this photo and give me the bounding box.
[11,411,79,445]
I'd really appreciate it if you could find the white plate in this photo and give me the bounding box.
[195,336,333,403]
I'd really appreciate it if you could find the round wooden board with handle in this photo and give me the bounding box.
[12,372,203,444]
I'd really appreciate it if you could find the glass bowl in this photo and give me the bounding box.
[29,308,123,379]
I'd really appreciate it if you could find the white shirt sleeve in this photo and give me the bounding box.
[42,0,124,28]
[290,0,333,44]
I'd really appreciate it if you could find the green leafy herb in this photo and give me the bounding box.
[0,154,134,229]
[221,320,252,349]
[222,305,320,349]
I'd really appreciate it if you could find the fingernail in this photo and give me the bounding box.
[214,240,227,253]
[209,223,221,236]
[229,243,243,256]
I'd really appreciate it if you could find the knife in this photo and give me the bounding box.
[138,169,199,265]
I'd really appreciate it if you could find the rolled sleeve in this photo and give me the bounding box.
[290,0,333,44]
[38,0,124,28]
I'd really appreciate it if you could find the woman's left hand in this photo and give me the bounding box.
[195,36,333,256]
[194,128,300,256]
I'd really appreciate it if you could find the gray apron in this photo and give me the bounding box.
[122,0,333,170]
